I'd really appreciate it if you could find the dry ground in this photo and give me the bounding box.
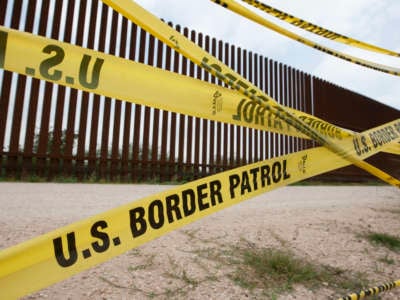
[1,183,399,299]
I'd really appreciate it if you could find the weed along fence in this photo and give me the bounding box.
[0,0,399,183]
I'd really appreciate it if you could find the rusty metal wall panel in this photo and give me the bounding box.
[302,72,308,150]
[260,56,268,160]
[76,0,100,179]
[141,32,156,181]
[242,49,248,165]
[141,103,150,180]
[88,0,104,179]
[6,0,27,177]
[208,37,217,174]
[174,25,185,181]
[151,108,160,179]
[312,75,400,182]
[304,73,314,149]
[101,6,120,180]
[200,35,210,177]
[76,1,91,178]
[292,67,299,153]
[235,46,242,166]
[247,51,254,164]
[47,1,65,179]
[254,52,261,162]
[167,25,181,180]
[0,2,21,175]
[228,45,235,168]
[183,28,195,178]
[8,0,24,159]
[283,64,290,155]
[0,0,8,24]
[35,0,54,178]
[177,66,187,180]
[0,0,7,171]
[215,40,224,172]
[272,56,278,164]
[121,100,132,180]
[314,77,400,131]
[160,109,168,181]
[278,63,285,155]
[63,2,80,175]
[287,66,293,154]
[131,26,148,181]
[169,112,177,179]
[2,3,398,183]
[110,98,122,181]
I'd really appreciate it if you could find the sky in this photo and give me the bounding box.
[135,0,400,110]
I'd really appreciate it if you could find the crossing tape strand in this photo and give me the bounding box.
[1,119,399,298]
[0,3,399,296]
[1,25,400,298]
[239,0,400,57]
[338,279,400,300]
[2,25,398,156]
[101,0,400,187]
[0,26,351,141]
[0,26,398,157]
[210,0,400,77]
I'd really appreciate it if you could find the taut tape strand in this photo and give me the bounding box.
[100,0,400,186]
[240,0,400,57]
[1,119,399,298]
[1,22,400,298]
[210,0,400,77]
[2,26,398,156]
[0,27,346,141]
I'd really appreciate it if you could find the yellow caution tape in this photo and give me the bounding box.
[1,26,398,156]
[338,279,400,300]
[383,142,400,155]
[240,0,400,57]
[210,0,400,77]
[1,8,400,297]
[0,27,345,141]
[101,0,400,187]
[1,22,400,298]
[1,118,399,298]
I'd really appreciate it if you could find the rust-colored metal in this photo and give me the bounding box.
[247,51,254,164]
[6,0,25,177]
[63,1,79,177]
[0,0,23,158]
[2,4,398,183]
[227,44,234,167]
[192,32,203,179]
[160,109,168,181]
[142,31,154,181]
[88,1,104,179]
[121,100,132,181]
[282,64,290,155]
[110,99,122,181]
[47,0,65,179]
[35,0,54,178]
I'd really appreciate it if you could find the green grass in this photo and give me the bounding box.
[101,237,374,298]
[228,246,369,296]
[365,232,400,252]
[241,248,318,285]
